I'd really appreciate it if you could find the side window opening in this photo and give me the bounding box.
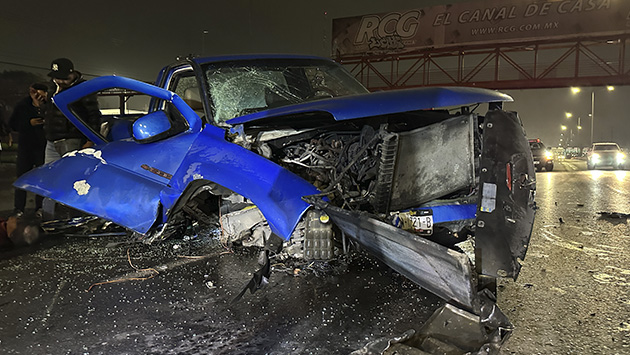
[170,73,207,124]
[69,88,188,144]
[97,88,151,142]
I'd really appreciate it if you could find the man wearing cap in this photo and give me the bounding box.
[9,82,49,214]
[44,58,101,163]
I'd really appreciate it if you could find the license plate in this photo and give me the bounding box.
[390,209,433,235]
[410,210,433,235]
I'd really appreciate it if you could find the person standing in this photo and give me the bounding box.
[44,58,101,163]
[9,83,49,214]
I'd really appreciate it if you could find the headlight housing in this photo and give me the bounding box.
[592,153,600,162]
[544,151,553,159]
[616,152,625,162]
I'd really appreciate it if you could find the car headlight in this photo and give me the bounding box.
[592,153,600,162]
[617,152,625,162]
[545,151,553,159]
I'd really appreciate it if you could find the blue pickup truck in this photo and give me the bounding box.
[15,55,536,347]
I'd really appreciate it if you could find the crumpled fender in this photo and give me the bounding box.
[166,124,322,240]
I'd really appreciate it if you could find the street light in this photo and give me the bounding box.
[564,112,583,145]
[570,86,615,145]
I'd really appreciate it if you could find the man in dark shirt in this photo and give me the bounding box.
[44,58,101,163]
[9,83,49,214]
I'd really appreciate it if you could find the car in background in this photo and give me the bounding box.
[529,139,554,171]
[564,146,582,159]
[587,142,626,169]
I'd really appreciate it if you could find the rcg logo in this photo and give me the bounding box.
[354,10,423,50]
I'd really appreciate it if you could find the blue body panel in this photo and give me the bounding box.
[425,204,477,224]
[15,152,164,232]
[167,124,320,239]
[226,87,512,125]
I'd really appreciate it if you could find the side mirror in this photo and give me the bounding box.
[132,111,171,141]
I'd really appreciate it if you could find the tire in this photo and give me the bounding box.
[546,164,554,172]
[536,166,542,172]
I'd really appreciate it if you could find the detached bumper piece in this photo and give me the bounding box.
[476,110,536,279]
[309,199,477,312]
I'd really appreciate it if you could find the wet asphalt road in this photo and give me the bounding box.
[0,223,443,354]
[499,159,630,354]
[1,158,629,354]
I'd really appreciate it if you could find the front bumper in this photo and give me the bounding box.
[590,153,624,167]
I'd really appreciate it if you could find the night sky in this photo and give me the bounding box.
[2,0,629,148]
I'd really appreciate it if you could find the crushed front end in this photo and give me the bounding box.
[216,102,535,352]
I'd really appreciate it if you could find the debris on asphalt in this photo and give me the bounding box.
[597,211,630,219]
[85,249,159,292]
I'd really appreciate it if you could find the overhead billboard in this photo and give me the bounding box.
[332,0,630,56]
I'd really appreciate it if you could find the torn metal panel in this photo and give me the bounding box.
[476,110,536,279]
[389,114,477,211]
[412,304,487,352]
[314,200,477,311]
[352,290,513,354]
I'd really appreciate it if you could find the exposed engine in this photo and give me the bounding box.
[275,124,384,211]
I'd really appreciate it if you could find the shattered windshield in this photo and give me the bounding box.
[201,58,369,124]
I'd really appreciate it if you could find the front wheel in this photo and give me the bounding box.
[546,164,554,172]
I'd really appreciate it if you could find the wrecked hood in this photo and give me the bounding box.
[226,86,513,125]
